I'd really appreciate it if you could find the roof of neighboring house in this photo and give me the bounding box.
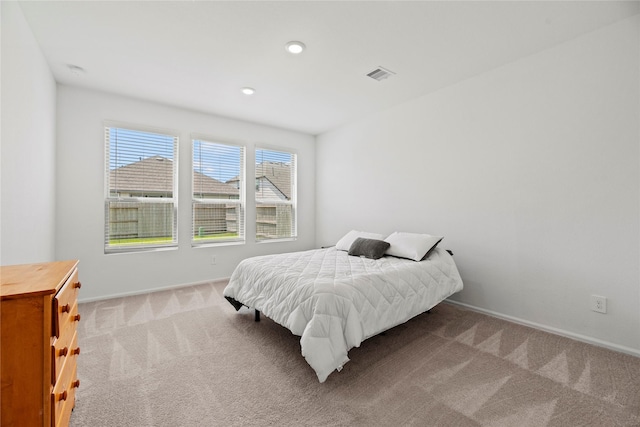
[257,162,292,200]
[227,161,292,200]
[110,156,238,196]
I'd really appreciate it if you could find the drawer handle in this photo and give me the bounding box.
[72,379,80,388]
[61,304,70,313]
[71,347,81,356]
[74,281,82,289]
[58,390,68,402]
[59,347,68,357]
[73,314,81,322]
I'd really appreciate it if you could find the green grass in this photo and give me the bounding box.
[193,232,238,240]
[108,236,174,246]
[109,233,239,246]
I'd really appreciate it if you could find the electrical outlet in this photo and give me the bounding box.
[591,295,607,314]
[210,255,217,265]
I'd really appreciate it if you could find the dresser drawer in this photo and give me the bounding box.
[52,330,80,385]
[51,362,79,427]
[52,268,81,338]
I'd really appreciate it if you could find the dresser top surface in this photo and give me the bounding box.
[1,260,79,299]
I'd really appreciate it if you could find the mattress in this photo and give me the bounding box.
[223,246,463,382]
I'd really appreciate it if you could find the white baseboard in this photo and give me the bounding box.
[78,277,231,303]
[445,299,640,359]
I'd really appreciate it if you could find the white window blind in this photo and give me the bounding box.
[192,139,245,245]
[104,124,178,252]
[255,148,296,241]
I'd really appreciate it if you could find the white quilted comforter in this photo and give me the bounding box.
[223,247,463,382]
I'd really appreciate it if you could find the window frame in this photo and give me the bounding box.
[191,136,246,247]
[254,146,297,243]
[104,121,179,253]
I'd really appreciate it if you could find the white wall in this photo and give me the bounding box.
[316,16,640,354]
[56,86,315,301]
[1,2,57,265]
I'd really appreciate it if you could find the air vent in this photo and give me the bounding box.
[366,67,396,81]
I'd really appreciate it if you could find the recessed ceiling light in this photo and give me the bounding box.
[285,41,306,55]
[241,87,255,95]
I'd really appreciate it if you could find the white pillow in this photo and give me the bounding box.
[336,230,385,251]
[384,232,443,261]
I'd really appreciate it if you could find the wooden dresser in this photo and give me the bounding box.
[1,260,81,427]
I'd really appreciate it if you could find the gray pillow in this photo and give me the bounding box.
[348,237,390,260]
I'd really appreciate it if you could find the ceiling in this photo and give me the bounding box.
[18,1,639,135]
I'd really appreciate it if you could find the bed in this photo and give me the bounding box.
[223,231,464,382]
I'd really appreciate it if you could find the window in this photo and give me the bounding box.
[192,138,245,245]
[104,124,178,252]
[255,148,296,241]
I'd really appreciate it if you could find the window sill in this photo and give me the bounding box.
[255,237,297,244]
[105,245,178,255]
[192,240,245,249]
